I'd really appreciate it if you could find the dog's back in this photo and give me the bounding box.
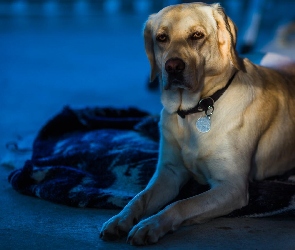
[241,55,295,180]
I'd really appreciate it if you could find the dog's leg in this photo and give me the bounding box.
[100,137,190,241]
[127,177,248,245]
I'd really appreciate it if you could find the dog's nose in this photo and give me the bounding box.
[165,58,185,74]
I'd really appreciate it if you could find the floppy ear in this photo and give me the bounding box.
[144,15,160,82]
[212,4,244,71]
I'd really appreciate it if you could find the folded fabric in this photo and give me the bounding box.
[8,106,295,217]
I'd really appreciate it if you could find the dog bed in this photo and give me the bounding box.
[8,106,295,217]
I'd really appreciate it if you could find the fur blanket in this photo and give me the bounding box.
[8,106,295,217]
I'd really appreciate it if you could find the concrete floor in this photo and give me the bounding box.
[1,3,295,250]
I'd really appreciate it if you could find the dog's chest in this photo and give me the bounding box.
[175,114,212,184]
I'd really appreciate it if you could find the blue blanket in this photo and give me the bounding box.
[8,106,295,217]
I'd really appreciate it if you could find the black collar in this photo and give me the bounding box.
[177,71,237,119]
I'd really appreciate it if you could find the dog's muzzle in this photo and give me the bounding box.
[164,57,190,90]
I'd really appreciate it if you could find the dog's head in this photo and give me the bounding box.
[144,3,243,112]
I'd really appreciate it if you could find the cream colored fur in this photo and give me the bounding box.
[100,3,295,245]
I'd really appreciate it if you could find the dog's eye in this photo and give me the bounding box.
[156,34,168,42]
[190,31,204,40]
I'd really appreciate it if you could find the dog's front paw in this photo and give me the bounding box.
[100,213,138,241]
[127,214,175,246]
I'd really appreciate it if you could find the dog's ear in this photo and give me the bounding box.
[144,15,160,82]
[212,4,244,71]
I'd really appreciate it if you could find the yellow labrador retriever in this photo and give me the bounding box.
[100,2,295,245]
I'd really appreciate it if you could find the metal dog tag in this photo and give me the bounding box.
[196,116,211,133]
[196,105,214,133]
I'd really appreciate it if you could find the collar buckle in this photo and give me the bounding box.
[198,97,214,113]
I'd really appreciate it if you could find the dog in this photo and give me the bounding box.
[100,2,295,245]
